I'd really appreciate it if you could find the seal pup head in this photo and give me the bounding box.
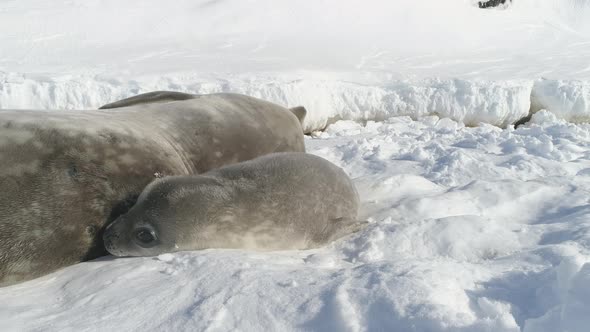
[103,175,231,257]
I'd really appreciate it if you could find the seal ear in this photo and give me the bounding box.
[99,91,196,109]
[289,106,307,124]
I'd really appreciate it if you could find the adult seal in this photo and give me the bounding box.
[0,91,306,287]
[103,152,362,256]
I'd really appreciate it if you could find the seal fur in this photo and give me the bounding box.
[0,92,306,286]
[103,152,362,256]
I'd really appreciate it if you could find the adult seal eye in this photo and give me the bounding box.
[134,227,158,247]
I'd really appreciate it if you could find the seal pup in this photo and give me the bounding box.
[0,92,306,286]
[103,152,362,256]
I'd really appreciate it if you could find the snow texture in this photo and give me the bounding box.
[2,0,590,331]
[0,75,535,132]
[1,0,590,131]
[3,114,590,332]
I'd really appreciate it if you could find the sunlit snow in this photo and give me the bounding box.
[1,0,590,331]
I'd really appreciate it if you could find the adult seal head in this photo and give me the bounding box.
[103,152,363,256]
[0,91,306,287]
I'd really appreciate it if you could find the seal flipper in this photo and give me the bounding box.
[289,106,307,124]
[339,219,370,236]
[99,91,197,109]
[317,218,369,245]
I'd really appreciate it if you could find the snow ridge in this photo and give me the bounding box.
[4,74,590,132]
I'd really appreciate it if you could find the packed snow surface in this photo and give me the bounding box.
[2,113,590,331]
[2,0,590,331]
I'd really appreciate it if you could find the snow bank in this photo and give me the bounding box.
[2,0,590,129]
[532,79,590,123]
[7,74,590,131]
[0,74,533,131]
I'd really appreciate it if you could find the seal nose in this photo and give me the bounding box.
[103,232,114,251]
[103,235,125,257]
[102,224,119,255]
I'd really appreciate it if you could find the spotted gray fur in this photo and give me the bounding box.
[103,152,362,256]
[0,92,306,286]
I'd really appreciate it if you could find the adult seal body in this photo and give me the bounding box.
[104,152,362,256]
[0,92,306,286]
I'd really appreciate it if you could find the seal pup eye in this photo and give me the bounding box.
[134,227,158,247]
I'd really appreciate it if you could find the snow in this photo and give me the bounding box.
[3,115,590,331]
[532,79,590,123]
[0,75,535,131]
[2,0,590,331]
[2,0,590,131]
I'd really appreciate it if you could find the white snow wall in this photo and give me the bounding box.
[2,75,590,132]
